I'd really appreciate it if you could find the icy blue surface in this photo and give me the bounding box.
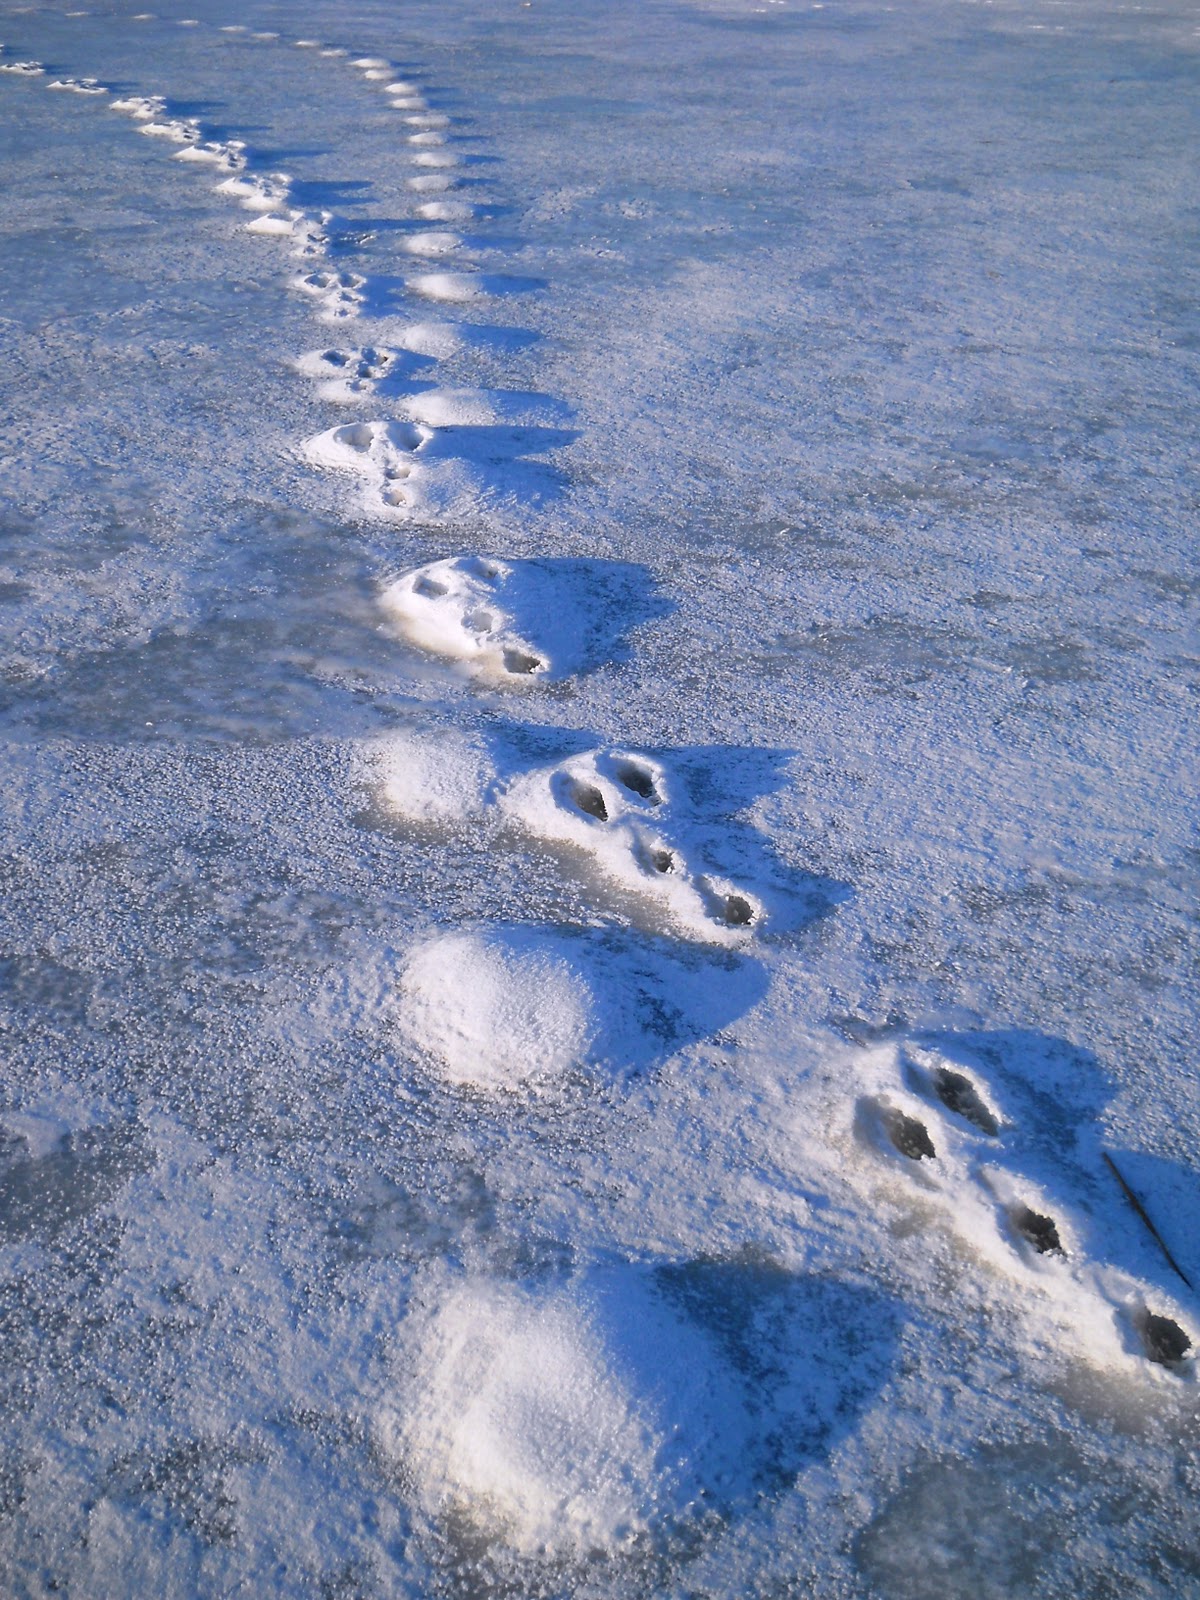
[0,0,1198,1594]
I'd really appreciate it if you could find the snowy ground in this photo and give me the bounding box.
[1,0,1198,1594]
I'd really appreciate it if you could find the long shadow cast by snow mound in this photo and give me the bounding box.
[390,1258,903,1564]
[392,921,771,1086]
[654,1255,904,1487]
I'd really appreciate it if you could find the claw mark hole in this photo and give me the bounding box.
[933,1068,999,1136]
[885,1109,936,1161]
[724,895,754,927]
[1137,1310,1192,1368]
[502,648,543,676]
[1011,1204,1064,1256]
[614,761,660,803]
[414,575,448,598]
[571,782,608,822]
[652,849,675,874]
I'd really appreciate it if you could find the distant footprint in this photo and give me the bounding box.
[47,76,106,94]
[109,93,166,119]
[0,60,45,76]
[139,116,204,144]
[291,266,367,320]
[216,170,293,211]
[173,137,245,170]
[296,344,425,402]
[304,418,433,510]
[378,555,547,680]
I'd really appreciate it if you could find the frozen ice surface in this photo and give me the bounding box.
[1,0,1198,1595]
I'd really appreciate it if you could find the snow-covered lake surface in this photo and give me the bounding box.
[1,0,1198,1592]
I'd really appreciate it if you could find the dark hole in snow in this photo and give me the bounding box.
[1011,1204,1063,1256]
[933,1067,999,1136]
[502,648,543,676]
[572,782,608,822]
[414,575,448,597]
[886,1110,936,1161]
[724,895,754,926]
[1137,1310,1191,1367]
[322,349,348,366]
[652,849,674,873]
[615,761,659,803]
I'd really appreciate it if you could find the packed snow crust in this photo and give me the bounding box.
[0,0,1198,1596]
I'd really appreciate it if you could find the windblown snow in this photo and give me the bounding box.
[0,0,1197,1596]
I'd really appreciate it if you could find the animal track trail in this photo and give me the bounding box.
[18,16,773,969]
[850,1041,1195,1375]
[1,30,355,289]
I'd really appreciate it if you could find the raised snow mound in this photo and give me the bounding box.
[385,1270,755,1556]
[395,930,595,1090]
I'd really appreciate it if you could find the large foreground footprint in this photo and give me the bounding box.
[850,1041,1195,1377]
[369,731,768,942]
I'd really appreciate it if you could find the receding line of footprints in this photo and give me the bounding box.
[0,29,544,515]
[5,16,1192,1380]
[855,1043,1193,1373]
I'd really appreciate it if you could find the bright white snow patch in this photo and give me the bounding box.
[369,726,496,826]
[408,271,483,301]
[387,1271,754,1555]
[402,230,467,256]
[395,930,595,1090]
[378,556,547,679]
[501,748,763,943]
